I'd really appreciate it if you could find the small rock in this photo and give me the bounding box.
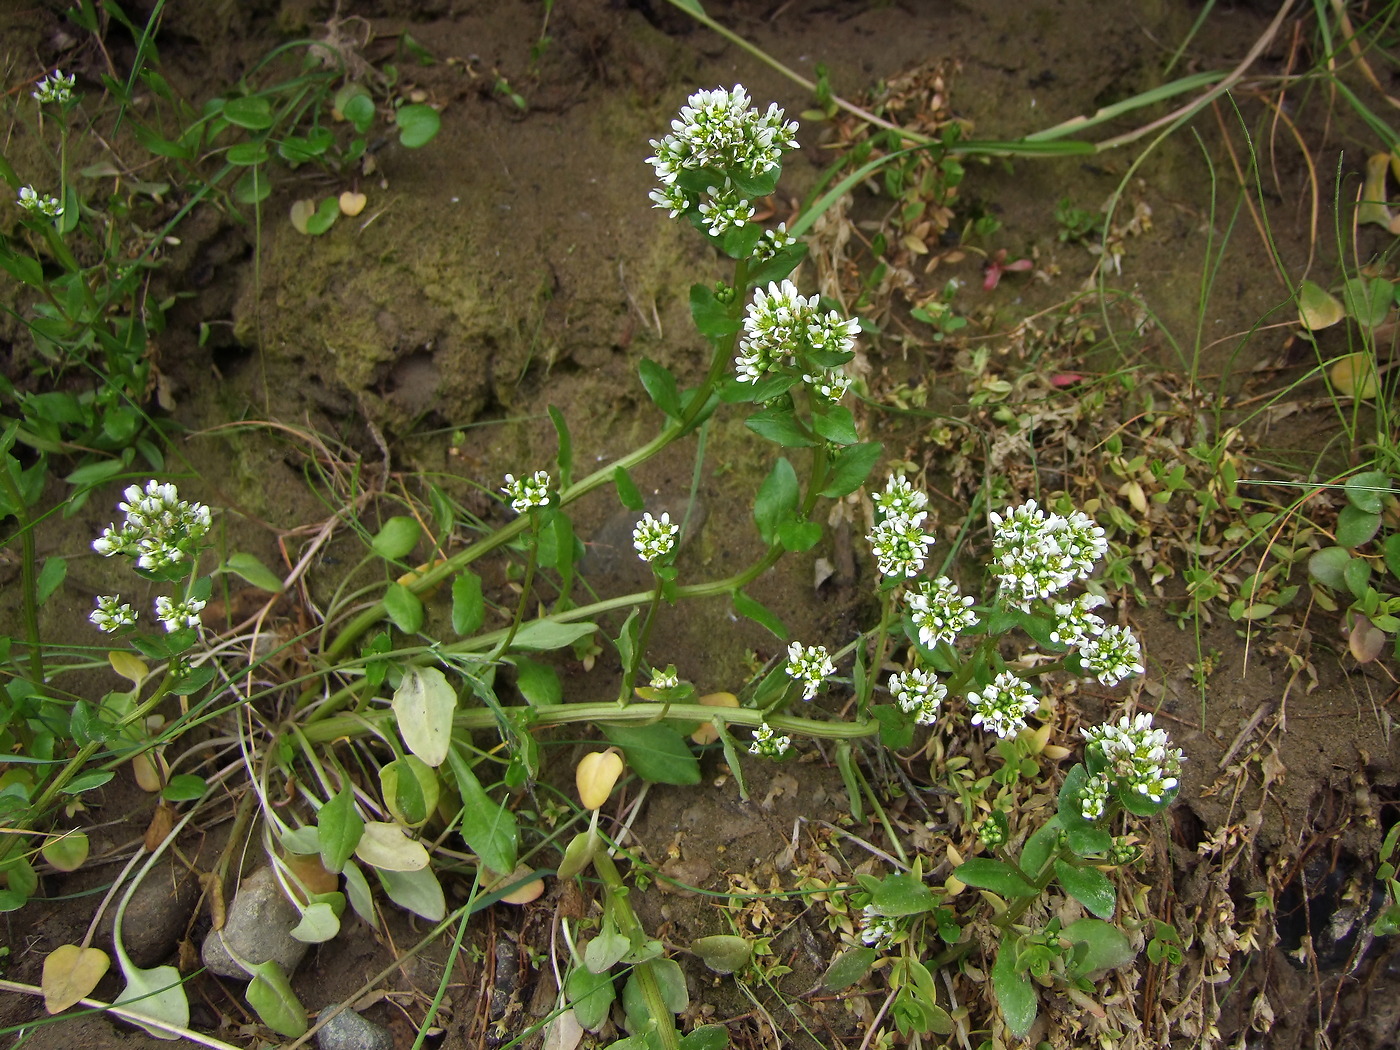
[96,857,199,967]
[316,1005,394,1050]
[201,866,309,978]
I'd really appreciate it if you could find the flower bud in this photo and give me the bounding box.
[576,750,624,811]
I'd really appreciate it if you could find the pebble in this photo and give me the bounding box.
[316,1005,395,1050]
[201,866,309,979]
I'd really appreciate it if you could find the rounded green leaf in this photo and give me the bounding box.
[691,935,752,974]
[1054,858,1116,919]
[317,784,364,874]
[1346,470,1391,513]
[377,865,445,920]
[821,946,877,991]
[1337,505,1382,549]
[1309,546,1352,590]
[289,901,340,944]
[991,933,1037,1038]
[955,857,1037,897]
[372,516,422,560]
[383,582,424,634]
[1063,918,1137,975]
[161,774,206,802]
[41,831,89,872]
[395,104,441,148]
[355,820,430,871]
[565,963,616,1031]
[379,755,440,827]
[226,142,268,166]
[222,96,274,129]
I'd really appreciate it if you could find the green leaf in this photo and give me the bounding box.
[451,571,485,635]
[1344,556,1373,599]
[1343,276,1391,327]
[395,103,441,148]
[639,359,681,418]
[1346,470,1391,513]
[1054,858,1116,919]
[549,405,573,488]
[317,783,363,874]
[160,774,205,802]
[870,872,935,916]
[754,457,798,544]
[1063,918,1136,975]
[1018,817,1061,879]
[811,403,859,445]
[820,442,882,498]
[342,861,376,927]
[510,619,597,651]
[338,89,375,134]
[822,946,878,990]
[1337,505,1381,549]
[376,864,446,920]
[991,931,1037,1038]
[1309,546,1352,590]
[955,858,1037,897]
[383,583,424,633]
[372,516,422,560]
[36,557,66,605]
[226,141,268,166]
[512,657,561,706]
[380,755,440,827]
[667,0,707,17]
[566,963,616,1031]
[61,771,114,794]
[448,749,518,874]
[305,196,339,235]
[690,283,740,341]
[680,1025,729,1050]
[233,167,270,204]
[1064,821,1112,857]
[691,935,752,974]
[222,95,274,129]
[115,963,189,1040]
[746,405,817,447]
[288,901,340,944]
[777,519,821,552]
[223,552,283,592]
[613,467,645,511]
[392,666,457,767]
[602,723,701,785]
[731,589,788,640]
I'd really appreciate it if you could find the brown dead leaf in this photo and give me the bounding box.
[144,802,174,852]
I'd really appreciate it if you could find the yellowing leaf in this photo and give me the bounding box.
[354,821,430,872]
[1297,280,1344,330]
[339,191,367,217]
[1331,352,1379,399]
[691,692,738,745]
[41,831,90,872]
[43,944,110,1014]
[108,650,149,685]
[1359,153,1394,229]
[575,750,624,811]
[391,666,456,767]
[289,198,316,235]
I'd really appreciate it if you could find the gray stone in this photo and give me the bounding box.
[96,857,199,967]
[316,1006,394,1050]
[201,866,308,979]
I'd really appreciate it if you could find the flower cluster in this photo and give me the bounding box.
[989,500,1107,610]
[90,595,137,633]
[802,369,852,402]
[966,670,1038,739]
[93,480,212,574]
[906,576,979,648]
[32,70,75,105]
[646,85,798,238]
[734,279,859,386]
[866,473,934,580]
[501,470,552,514]
[749,721,792,758]
[17,186,62,218]
[785,641,835,701]
[888,666,945,725]
[649,665,679,690]
[1077,623,1145,686]
[632,511,679,563]
[154,595,207,633]
[858,905,901,950]
[1049,592,1107,648]
[752,223,796,264]
[1082,712,1184,806]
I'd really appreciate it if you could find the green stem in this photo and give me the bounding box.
[619,574,665,703]
[490,515,540,661]
[591,848,683,1050]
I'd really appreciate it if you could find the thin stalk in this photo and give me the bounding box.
[619,574,665,703]
[0,466,45,688]
[489,515,541,660]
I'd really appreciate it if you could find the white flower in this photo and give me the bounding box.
[17,186,62,218]
[785,641,835,701]
[645,85,799,192]
[696,181,755,236]
[1078,624,1144,686]
[872,474,928,521]
[502,470,552,513]
[32,70,75,105]
[990,500,1107,610]
[803,368,852,401]
[966,670,1038,739]
[858,905,901,950]
[90,595,137,633]
[1050,592,1107,647]
[867,514,934,578]
[154,594,206,632]
[749,721,792,758]
[1082,712,1183,804]
[632,511,680,562]
[1080,771,1111,821]
[752,222,797,263]
[888,666,945,725]
[93,479,211,574]
[906,576,979,648]
[734,279,859,384]
[649,665,679,689]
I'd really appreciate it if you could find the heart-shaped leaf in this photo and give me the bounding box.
[115,963,189,1040]
[41,831,89,872]
[339,191,367,217]
[42,944,110,1014]
[355,821,430,872]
